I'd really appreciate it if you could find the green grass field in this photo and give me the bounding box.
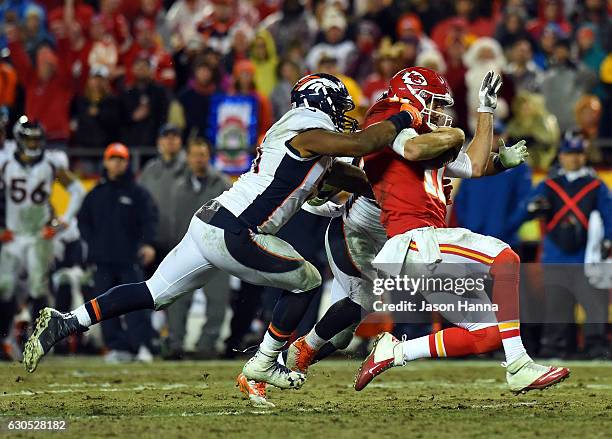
[1,357,611,438]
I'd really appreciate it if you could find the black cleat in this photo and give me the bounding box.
[23,308,86,373]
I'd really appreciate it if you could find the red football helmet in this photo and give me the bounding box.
[388,67,454,131]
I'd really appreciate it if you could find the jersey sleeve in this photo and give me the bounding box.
[445,151,472,178]
[47,150,70,171]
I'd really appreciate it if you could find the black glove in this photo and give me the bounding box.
[601,239,612,260]
[527,196,551,217]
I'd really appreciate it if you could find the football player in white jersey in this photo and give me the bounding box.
[0,117,85,356]
[23,73,454,391]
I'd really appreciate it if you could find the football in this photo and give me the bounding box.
[418,145,461,169]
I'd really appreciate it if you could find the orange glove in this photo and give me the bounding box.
[399,103,423,129]
[0,229,14,243]
[41,225,58,240]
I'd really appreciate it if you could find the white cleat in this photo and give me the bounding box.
[242,350,306,390]
[505,353,570,393]
[236,373,275,408]
[354,332,405,391]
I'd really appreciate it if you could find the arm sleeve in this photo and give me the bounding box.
[596,180,612,240]
[445,151,473,178]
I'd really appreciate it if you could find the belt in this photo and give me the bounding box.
[196,200,249,233]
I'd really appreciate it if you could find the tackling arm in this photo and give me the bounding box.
[323,160,374,198]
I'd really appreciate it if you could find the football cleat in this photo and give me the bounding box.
[354,332,404,391]
[236,373,275,408]
[505,353,570,393]
[23,308,86,373]
[286,336,317,374]
[242,350,306,390]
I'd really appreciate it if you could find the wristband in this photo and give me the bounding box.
[387,111,414,134]
[477,106,494,113]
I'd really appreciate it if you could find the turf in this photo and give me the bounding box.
[0,357,611,438]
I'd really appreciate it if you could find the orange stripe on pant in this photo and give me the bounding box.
[268,323,291,340]
[91,299,102,322]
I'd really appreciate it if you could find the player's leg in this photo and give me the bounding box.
[23,217,220,372]
[287,216,375,373]
[0,244,20,359]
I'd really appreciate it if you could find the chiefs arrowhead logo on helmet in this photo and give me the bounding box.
[402,71,427,86]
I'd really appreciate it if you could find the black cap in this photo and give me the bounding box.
[158,123,181,137]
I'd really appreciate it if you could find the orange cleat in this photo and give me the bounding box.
[236,373,274,408]
[286,336,317,374]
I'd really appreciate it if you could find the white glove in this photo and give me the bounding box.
[477,71,502,113]
[499,139,528,168]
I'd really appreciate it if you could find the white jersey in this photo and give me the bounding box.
[216,107,336,234]
[0,149,68,236]
[343,194,387,243]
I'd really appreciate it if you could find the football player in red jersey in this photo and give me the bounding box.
[285,67,568,395]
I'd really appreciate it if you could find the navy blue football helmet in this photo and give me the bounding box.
[290,73,358,132]
[13,115,45,159]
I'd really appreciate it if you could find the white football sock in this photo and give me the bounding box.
[304,328,327,350]
[73,304,91,327]
[402,335,432,361]
[501,336,527,364]
[259,331,286,359]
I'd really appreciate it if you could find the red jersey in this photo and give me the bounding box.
[363,100,447,237]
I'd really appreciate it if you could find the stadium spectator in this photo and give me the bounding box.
[361,41,403,109]
[395,13,437,55]
[176,57,220,140]
[86,14,121,80]
[118,55,170,147]
[506,91,560,170]
[0,55,17,108]
[164,138,231,360]
[541,38,593,133]
[270,58,302,122]
[251,29,278,97]
[260,0,318,57]
[21,4,53,57]
[526,0,571,41]
[195,0,256,56]
[513,134,611,359]
[165,0,207,52]
[505,38,543,93]
[139,124,187,262]
[431,0,495,48]
[6,25,76,146]
[71,65,121,149]
[533,23,564,70]
[494,6,532,51]
[122,17,176,89]
[600,49,612,141]
[305,7,356,74]
[78,143,158,363]
[222,23,254,82]
[574,95,603,164]
[443,34,469,131]
[231,59,273,138]
[346,20,381,84]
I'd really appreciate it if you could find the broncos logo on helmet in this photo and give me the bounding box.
[290,73,359,133]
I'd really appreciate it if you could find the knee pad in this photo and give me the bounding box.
[470,326,502,354]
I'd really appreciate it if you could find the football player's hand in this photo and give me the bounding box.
[0,229,14,243]
[442,177,453,205]
[478,71,502,113]
[139,245,156,266]
[388,96,423,129]
[308,183,341,206]
[41,219,67,240]
[499,139,528,168]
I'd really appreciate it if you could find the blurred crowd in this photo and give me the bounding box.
[0,0,611,362]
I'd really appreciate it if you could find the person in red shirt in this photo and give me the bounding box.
[122,18,175,89]
[6,24,77,145]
